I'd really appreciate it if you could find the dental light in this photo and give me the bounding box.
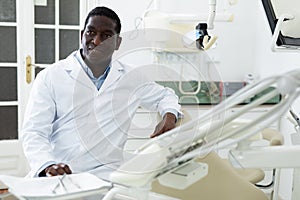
[143,0,237,50]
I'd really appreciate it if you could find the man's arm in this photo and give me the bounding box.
[21,71,71,177]
[136,82,182,138]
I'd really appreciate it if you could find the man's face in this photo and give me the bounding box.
[81,15,121,65]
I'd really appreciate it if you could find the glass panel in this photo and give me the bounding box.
[0,106,17,140]
[0,0,16,22]
[34,0,55,24]
[59,0,79,25]
[0,26,17,62]
[35,67,44,78]
[59,29,79,59]
[35,28,55,64]
[0,67,17,101]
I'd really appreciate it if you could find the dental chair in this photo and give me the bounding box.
[151,127,284,200]
[156,112,284,200]
[123,110,284,200]
[104,69,300,200]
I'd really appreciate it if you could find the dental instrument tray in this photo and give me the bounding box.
[0,173,112,200]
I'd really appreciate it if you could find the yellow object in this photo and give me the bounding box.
[26,56,32,84]
[152,152,268,200]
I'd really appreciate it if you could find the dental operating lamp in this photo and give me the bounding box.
[143,0,236,50]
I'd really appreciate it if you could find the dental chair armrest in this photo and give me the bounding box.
[261,128,284,146]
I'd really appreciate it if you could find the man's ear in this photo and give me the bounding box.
[80,30,84,41]
[115,36,122,50]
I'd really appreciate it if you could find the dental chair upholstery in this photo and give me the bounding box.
[152,151,268,200]
[151,111,283,200]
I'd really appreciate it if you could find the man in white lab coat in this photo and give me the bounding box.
[21,6,181,180]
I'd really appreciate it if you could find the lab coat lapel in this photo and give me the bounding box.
[99,61,124,93]
[64,54,95,90]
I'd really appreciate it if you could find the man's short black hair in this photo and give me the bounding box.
[83,6,121,34]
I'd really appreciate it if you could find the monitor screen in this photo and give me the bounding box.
[262,0,300,48]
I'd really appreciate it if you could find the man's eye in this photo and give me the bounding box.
[103,34,112,39]
[86,30,95,35]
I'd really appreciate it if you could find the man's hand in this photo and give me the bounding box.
[44,163,72,177]
[150,113,177,138]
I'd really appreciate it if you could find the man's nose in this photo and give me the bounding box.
[93,34,102,45]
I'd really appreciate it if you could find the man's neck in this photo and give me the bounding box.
[80,50,111,78]
[88,60,110,78]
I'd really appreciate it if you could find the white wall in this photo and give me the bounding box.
[207,0,257,81]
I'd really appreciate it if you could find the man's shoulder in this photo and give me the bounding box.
[35,51,77,80]
[54,51,77,68]
[44,51,78,72]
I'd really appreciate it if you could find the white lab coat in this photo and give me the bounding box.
[21,51,181,179]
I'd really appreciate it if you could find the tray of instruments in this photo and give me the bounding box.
[0,173,112,200]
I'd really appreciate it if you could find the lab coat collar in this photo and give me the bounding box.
[64,51,95,89]
[99,60,125,93]
[63,51,125,91]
